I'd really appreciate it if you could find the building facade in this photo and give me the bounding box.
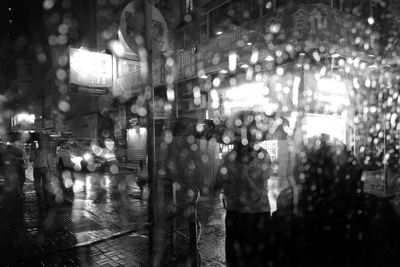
[173,0,399,194]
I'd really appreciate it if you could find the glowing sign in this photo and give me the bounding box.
[304,113,346,142]
[69,48,112,88]
[11,113,35,127]
[222,82,278,115]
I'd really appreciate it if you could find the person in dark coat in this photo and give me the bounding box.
[8,143,26,197]
[0,142,25,197]
[277,134,400,267]
[214,111,273,267]
[136,159,148,198]
[294,135,365,267]
[29,142,50,200]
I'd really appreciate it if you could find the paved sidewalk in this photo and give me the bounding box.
[0,171,226,266]
[196,196,226,267]
[0,175,152,266]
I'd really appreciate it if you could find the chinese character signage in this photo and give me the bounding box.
[177,4,379,80]
[69,48,112,88]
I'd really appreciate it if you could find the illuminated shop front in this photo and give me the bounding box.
[126,116,147,164]
[211,62,354,179]
[11,113,36,131]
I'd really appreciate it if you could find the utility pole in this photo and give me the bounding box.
[144,0,158,266]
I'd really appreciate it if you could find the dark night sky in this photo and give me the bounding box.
[0,0,45,100]
[0,0,31,43]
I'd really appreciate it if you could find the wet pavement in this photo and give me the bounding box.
[3,167,400,266]
[0,168,151,266]
[0,168,227,266]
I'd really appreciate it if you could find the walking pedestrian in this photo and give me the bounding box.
[8,142,26,197]
[29,142,49,200]
[136,159,148,198]
[45,140,64,203]
[214,112,273,267]
[292,134,366,267]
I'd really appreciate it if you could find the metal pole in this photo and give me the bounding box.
[144,0,158,266]
[383,115,387,196]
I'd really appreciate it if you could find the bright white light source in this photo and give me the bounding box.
[240,64,249,69]
[276,67,284,76]
[167,87,175,101]
[71,156,83,165]
[292,76,301,106]
[317,78,347,95]
[368,16,375,25]
[193,86,201,98]
[210,89,220,109]
[225,83,266,101]
[317,78,349,111]
[305,113,346,142]
[104,139,115,150]
[269,23,281,33]
[265,55,274,61]
[229,53,237,72]
[216,31,223,35]
[69,48,112,87]
[13,113,35,125]
[250,50,259,64]
[220,69,228,74]
[109,40,125,57]
[83,152,92,161]
[73,179,85,193]
[213,77,221,87]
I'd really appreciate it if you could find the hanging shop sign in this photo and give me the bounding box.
[177,46,197,80]
[283,4,380,52]
[114,58,143,98]
[11,113,36,130]
[69,48,112,88]
[113,57,164,98]
[119,0,169,56]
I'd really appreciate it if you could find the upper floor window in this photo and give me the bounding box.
[185,0,194,13]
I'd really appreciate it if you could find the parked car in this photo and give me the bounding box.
[57,138,118,173]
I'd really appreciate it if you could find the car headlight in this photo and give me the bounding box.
[103,153,116,160]
[71,156,83,164]
[83,152,92,161]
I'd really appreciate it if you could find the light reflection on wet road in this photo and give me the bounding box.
[62,168,148,231]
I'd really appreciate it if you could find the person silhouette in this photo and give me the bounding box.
[29,142,50,201]
[214,112,272,267]
[136,159,148,198]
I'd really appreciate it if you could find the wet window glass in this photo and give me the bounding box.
[1,0,400,266]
